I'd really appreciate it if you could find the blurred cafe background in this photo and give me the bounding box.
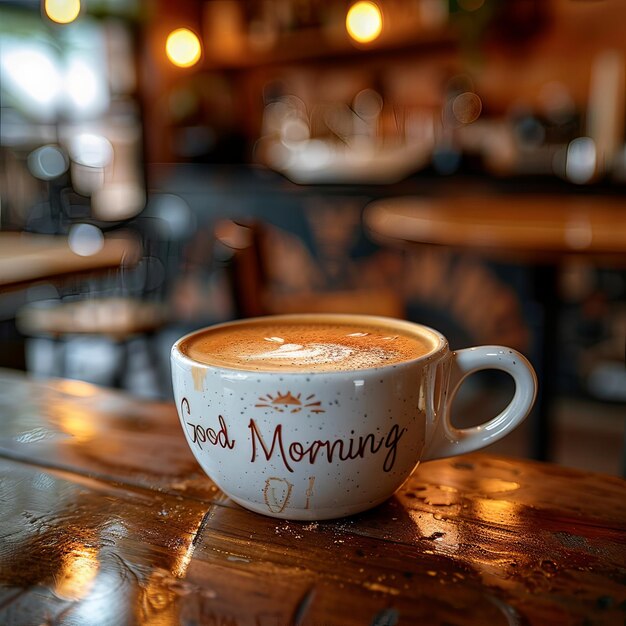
[1,0,625,473]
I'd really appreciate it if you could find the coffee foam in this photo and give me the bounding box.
[180,319,434,372]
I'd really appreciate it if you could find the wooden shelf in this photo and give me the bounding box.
[202,25,457,71]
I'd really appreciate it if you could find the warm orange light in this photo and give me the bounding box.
[346,1,383,44]
[54,379,97,397]
[166,28,202,68]
[55,546,99,601]
[57,406,98,443]
[44,0,80,24]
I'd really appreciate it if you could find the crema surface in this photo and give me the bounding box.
[181,319,433,372]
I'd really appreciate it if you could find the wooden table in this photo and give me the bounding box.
[0,232,141,292]
[364,194,626,462]
[0,370,624,625]
[363,194,626,263]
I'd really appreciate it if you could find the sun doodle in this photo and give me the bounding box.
[255,391,325,414]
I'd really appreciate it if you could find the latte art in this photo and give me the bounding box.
[248,342,355,364]
[244,340,402,368]
[181,318,433,372]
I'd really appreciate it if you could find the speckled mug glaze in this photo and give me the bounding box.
[171,314,537,520]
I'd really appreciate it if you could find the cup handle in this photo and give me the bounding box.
[422,346,538,461]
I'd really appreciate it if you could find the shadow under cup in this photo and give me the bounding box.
[171,314,537,520]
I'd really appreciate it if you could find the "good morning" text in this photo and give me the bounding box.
[182,397,407,473]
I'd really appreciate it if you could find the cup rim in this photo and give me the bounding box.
[171,313,449,376]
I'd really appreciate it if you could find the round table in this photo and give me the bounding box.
[364,193,626,462]
[365,194,626,263]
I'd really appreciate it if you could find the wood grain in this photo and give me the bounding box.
[0,372,625,625]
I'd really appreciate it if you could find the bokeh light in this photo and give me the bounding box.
[346,2,383,44]
[92,184,146,221]
[353,88,383,119]
[27,145,69,181]
[65,58,108,117]
[452,92,483,124]
[68,133,113,195]
[69,133,114,168]
[280,118,310,148]
[2,45,61,114]
[68,224,104,257]
[44,0,81,24]
[565,137,597,184]
[166,28,202,68]
[144,194,195,239]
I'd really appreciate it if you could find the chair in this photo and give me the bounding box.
[215,219,405,319]
[17,195,195,396]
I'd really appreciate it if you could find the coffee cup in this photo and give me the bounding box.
[171,314,537,520]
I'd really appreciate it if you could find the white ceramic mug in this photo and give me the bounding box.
[171,314,537,520]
